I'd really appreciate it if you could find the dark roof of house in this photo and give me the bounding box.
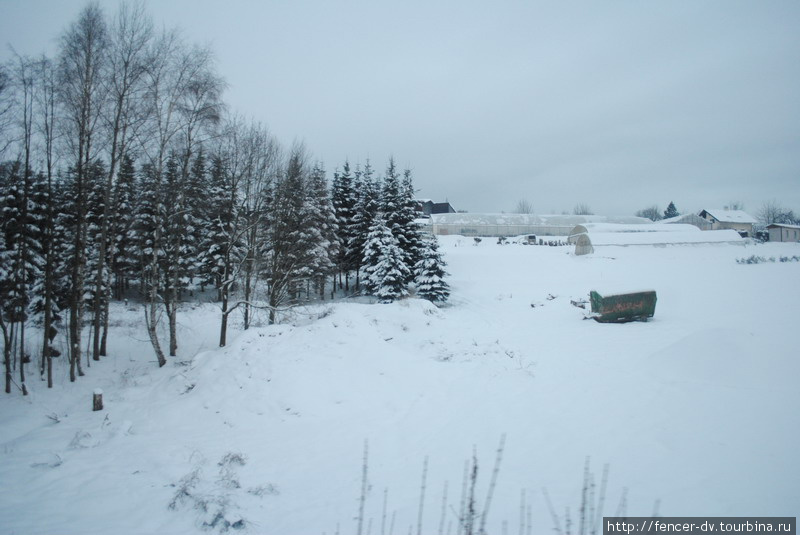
[416,200,456,215]
[430,202,455,214]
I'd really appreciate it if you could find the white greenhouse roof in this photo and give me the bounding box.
[430,213,651,226]
[587,229,743,246]
[581,223,701,234]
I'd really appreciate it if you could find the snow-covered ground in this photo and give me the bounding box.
[1,238,799,534]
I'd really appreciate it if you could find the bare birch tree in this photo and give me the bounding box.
[58,2,109,380]
[139,30,223,365]
[264,144,310,324]
[0,65,14,158]
[34,55,59,388]
[8,51,37,396]
[91,0,154,361]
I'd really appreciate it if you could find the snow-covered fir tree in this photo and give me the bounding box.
[183,149,210,285]
[262,145,317,322]
[414,234,450,303]
[306,162,339,299]
[372,240,411,303]
[197,153,242,297]
[380,158,403,238]
[398,168,423,279]
[361,216,390,295]
[84,159,109,319]
[1,161,45,388]
[27,171,57,320]
[348,160,379,288]
[362,216,410,302]
[130,160,167,305]
[331,160,356,288]
[110,154,138,300]
[161,154,193,301]
[378,158,420,278]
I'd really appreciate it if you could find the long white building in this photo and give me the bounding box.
[429,212,651,237]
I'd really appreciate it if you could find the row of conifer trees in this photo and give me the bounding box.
[0,2,448,396]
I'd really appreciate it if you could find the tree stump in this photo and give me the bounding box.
[93,389,103,411]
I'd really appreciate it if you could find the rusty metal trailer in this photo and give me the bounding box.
[589,290,657,323]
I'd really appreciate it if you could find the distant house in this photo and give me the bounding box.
[767,223,800,242]
[698,209,757,237]
[417,200,456,216]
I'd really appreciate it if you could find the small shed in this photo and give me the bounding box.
[767,224,800,242]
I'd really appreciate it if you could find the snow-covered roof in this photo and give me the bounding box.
[700,209,757,224]
[661,213,703,223]
[766,223,800,230]
[582,222,701,234]
[430,213,651,226]
[587,229,743,246]
[574,223,741,245]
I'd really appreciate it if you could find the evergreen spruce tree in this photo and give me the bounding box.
[84,159,109,324]
[377,158,420,277]
[372,238,411,303]
[198,153,240,296]
[663,201,679,219]
[199,152,247,346]
[263,145,313,322]
[414,234,450,303]
[280,158,340,303]
[398,168,423,279]
[380,158,403,237]
[184,148,209,287]
[362,216,410,301]
[306,162,339,299]
[132,162,164,297]
[1,160,43,388]
[361,216,390,296]
[349,160,379,289]
[161,154,187,296]
[1,163,30,325]
[111,153,138,300]
[28,172,57,322]
[331,160,356,290]
[49,176,76,323]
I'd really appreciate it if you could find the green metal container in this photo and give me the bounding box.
[589,290,657,323]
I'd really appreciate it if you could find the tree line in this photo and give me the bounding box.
[0,2,448,395]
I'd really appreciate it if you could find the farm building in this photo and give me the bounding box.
[767,223,800,242]
[662,212,713,231]
[430,213,650,237]
[698,209,757,237]
[417,200,456,216]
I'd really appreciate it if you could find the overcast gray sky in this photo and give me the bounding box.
[2,0,799,216]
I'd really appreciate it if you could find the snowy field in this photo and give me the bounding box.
[1,237,799,534]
